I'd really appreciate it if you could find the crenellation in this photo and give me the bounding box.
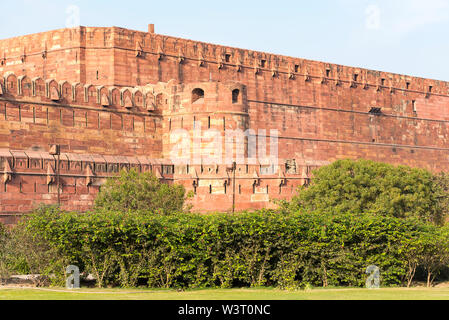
[0,26,449,222]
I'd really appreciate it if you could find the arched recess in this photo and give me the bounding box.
[46,79,60,101]
[98,86,110,107]
[18,75,32,96]
[155,93,168,109]
[145,92,156,111]
[133,89,144,108]
[192,88,205,104]
[72,83,83,102]
[59,81,72,101]
[121,88,133,109]
[84,84,97,104]
[232,88,240,104]
[32,77,45,97]
[5,72,17,95]
[109,87,120,106]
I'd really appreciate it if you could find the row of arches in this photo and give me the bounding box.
[0,73,169,112]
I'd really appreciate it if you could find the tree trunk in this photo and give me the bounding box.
[407,264,416,288]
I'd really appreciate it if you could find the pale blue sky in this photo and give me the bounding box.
[1,0,448,81]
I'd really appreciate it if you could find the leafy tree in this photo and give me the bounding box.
[94,169,191,214]
[286,159,448,225]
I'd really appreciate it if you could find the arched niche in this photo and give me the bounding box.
[121,89,133,109]
[232,88,240,104]
[109,87,120,106]
[155,93,168,109]
[145,92,156,111]
[46,79,60,101]
[59,81,72,101]
[5,72,17,95]
[72,83,83,102]
[84,84,97,104]
[192,88,205,104]
[32,77,45,97]
[133,89,144,108]
[18,75,32,96]
[98,86,110,107]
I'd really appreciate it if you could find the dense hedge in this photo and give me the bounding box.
[4,207,449,289]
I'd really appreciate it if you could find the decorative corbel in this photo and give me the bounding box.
[236,60,243,72]
[271,66,278,78]
[320,70,327,84]
[46,163,55,185]
[3,160,12,184]
[304,70,311,82]
[191,168,199,187]
[85,164,94,186]
[20,47,26,63]
[198,50,205,67]
[135,42,144,57]
[335,74,342,87]
[225,170,231,186]
[42,42,47,59]
[177,48,185,64]
[157,44,164,60]
[363,78,369,89]
[362,72,369,89]
[217,54,224,70]
[288,64,295,79]
[253,170,260,186]
[278,168,287,187]
[390,85,395,94]
[254,60,261,75]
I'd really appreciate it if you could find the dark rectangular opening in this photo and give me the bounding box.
[261,60,266,68]
[294,65,299,73]
[225,54,231,63]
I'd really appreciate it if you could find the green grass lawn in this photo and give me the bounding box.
[2,287,449,300]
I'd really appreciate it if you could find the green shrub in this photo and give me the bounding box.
[93,169,191,214]
[285,159,448,225]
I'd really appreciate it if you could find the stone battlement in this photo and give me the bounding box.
[1,26,448,94]
[1,25,449,223]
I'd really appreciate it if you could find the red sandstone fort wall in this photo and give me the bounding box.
[0,26,449,223]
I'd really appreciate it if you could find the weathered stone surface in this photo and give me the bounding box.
[0,25,448,223]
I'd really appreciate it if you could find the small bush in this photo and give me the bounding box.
[93,169,191,215]
[285,159,448,225]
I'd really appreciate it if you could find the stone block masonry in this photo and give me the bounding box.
[0,25,448,223]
